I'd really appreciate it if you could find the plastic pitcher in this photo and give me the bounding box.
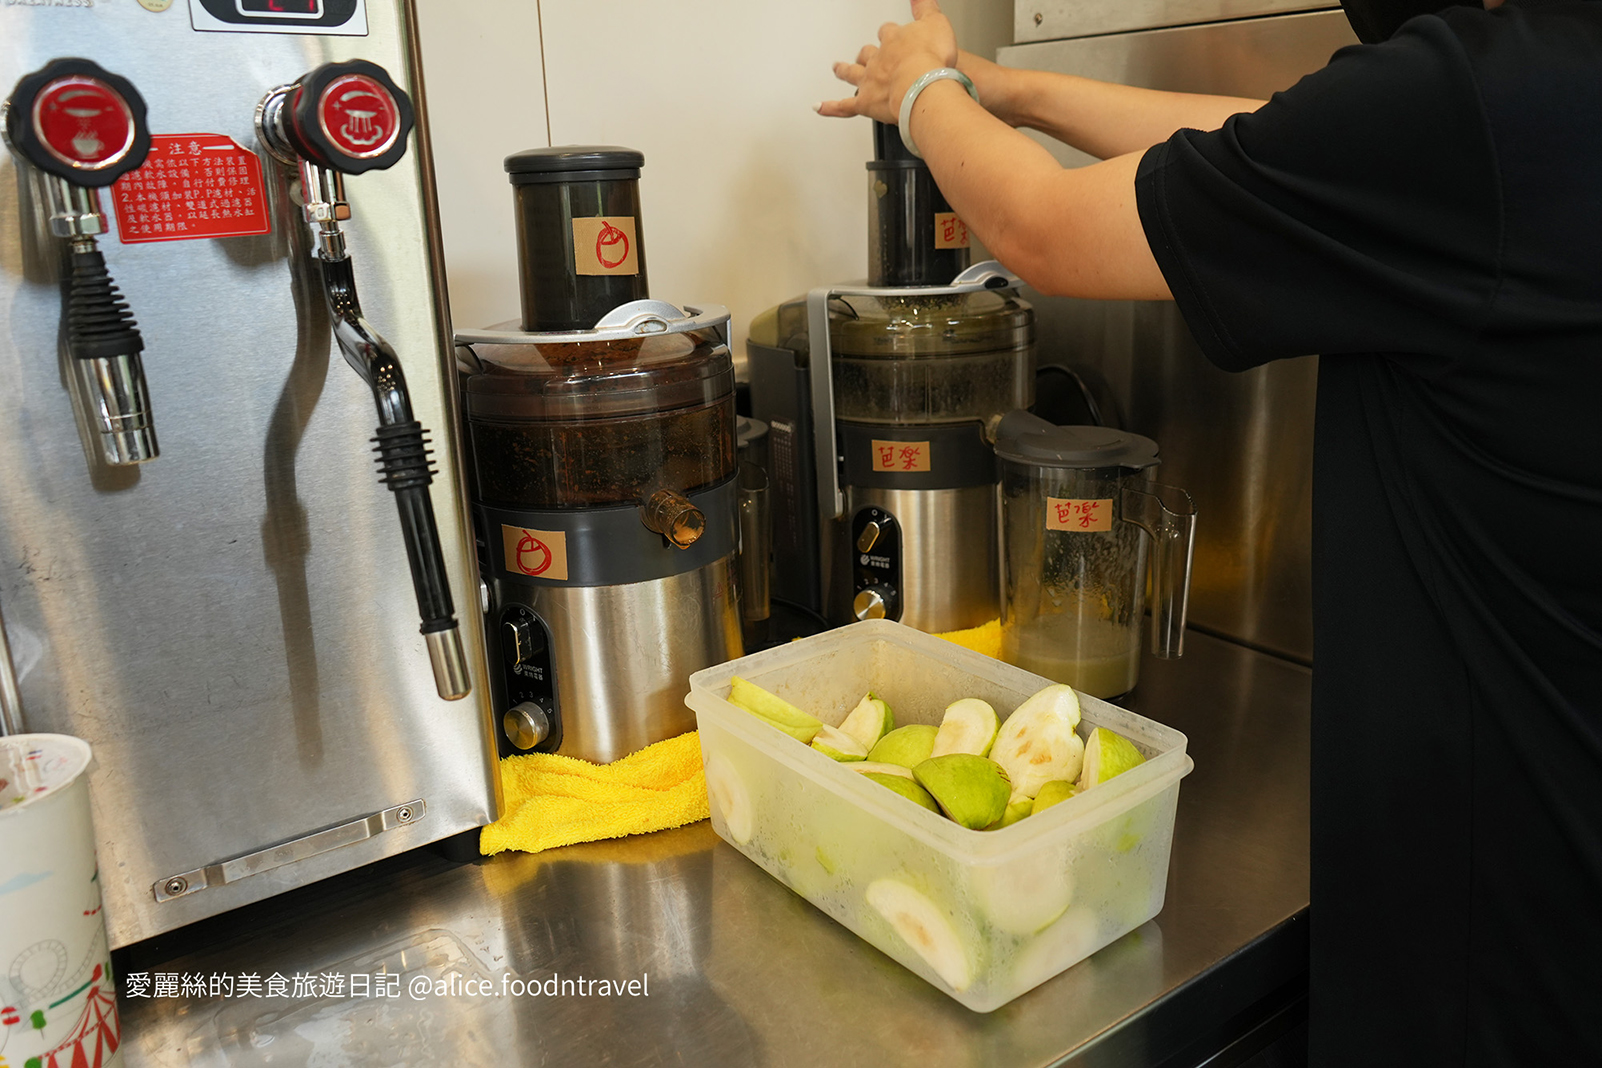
[995,410,1196,698]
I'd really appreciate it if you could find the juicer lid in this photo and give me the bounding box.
[505,146,644,185]
[828,288,1034,358]
[994,409,1159,470]
[460,324,731,422]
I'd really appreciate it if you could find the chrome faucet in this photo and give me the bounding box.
[257,61,471,702]
[4,58,157,466]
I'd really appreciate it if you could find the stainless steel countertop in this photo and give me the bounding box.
[117,631,1310,1067]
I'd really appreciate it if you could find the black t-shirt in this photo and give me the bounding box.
[1135,2,1602,1063]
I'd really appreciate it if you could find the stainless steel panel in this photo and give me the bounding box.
[0,2,499,946]
[1015,0,1337,44]
[118,629,1311,1067]
[998,12,1357,661]
[843,485,1000,633]
[1001,11,1357,128]
[495,558,743,765]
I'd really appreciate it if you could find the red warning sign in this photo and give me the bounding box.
[113,134,271,244]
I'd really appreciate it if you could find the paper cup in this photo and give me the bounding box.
[0,735,121,1068]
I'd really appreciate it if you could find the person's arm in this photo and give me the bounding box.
[954,50,1264,161]
[818,0,1175,300]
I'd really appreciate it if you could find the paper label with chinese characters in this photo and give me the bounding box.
[114,134,270,244]
[572,216,639,276]
[933,212,970,249]
[501,525,570,581]
[871,440,932,473]
[1047,497,1113,532]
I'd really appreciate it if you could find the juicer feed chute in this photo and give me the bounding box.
[458,147,742,765]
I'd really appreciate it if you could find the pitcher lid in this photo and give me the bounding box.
[994,410,1158,470]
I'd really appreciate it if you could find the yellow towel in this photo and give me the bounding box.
[935,618,1003,659]
[480,731,709,856]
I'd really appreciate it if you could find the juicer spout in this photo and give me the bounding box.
[1121,483,1197,658]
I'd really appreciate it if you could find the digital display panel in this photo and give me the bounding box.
[190,0,364,34]
[236,0,322,15]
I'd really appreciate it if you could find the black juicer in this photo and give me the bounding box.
[747,123,1036,631]
[456,147,743,763]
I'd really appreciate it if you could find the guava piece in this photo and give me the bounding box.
[1031,780,1080,814]
[913,754,1011,829]
[971,845,1074,935]
[929,698,999,758]
[1011,906,1100,991]
[864,773,940,812]
[1078,727,1147,790]
[848,761,916,779]
[983,799,1034,830]
[729,675,822,743]
[1012,684,1081,732]
[839,693,895,752]
[865,879,972,992]
[867,724,938,768]
[811,724,868,761]
[991,688,1085,799]
[702,752,753,844]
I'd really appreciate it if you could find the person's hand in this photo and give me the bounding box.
[817,0,958,124]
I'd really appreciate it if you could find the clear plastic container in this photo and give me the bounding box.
[687,619,1193,1013]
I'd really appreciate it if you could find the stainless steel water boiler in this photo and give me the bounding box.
[747,124,1035,631]
[456,147,742,764]
[0,1,498,948]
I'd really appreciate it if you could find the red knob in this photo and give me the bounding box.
[5,58,150,186]
[287,60,414,175]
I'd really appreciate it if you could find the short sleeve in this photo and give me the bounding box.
[1135,16,1503,372]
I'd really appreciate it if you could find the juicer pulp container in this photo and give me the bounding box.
[686,619,1193,1012]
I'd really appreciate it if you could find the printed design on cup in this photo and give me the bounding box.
[1047,497,1113,532]
[572,217,639,276]
[502,525,570,581]
[871,439,931,473]
[1,871,119,1068]
[933,212,970,250]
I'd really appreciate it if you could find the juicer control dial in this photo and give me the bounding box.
[853,585,897,622]
[5,58,151,186]
[285,60,414,174]
[504,702,552,751]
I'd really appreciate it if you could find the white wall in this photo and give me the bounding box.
[417,0,1013,342]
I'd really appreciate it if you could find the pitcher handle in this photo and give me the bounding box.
[1121,483,1197,658]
